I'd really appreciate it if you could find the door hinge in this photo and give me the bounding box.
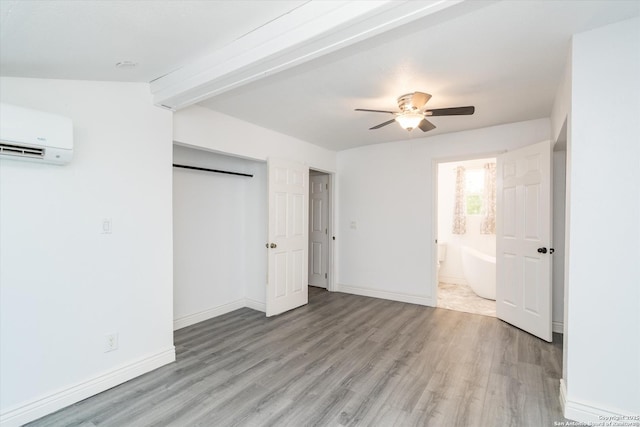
[325,228,328,234]
[326,183,328,190]
[325,273,327,279]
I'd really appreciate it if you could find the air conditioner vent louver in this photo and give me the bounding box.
[0,142,45,159]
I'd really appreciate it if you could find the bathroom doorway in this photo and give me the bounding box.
[436,157,497,317]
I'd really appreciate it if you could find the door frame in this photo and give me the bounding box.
[431,151,506,306]
[309,168,336,292]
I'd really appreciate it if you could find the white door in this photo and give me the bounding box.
[309,173,329,288]
[266,158,309,317]
[496,140,552,342]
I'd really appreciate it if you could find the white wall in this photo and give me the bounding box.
[336,118,550,305]
[562,17,640,422]
[552,150,566,333]
[174,105,337,172]
[243,158,269,307]
[551,51,572,145]
[172,145,267,330]
[437,158,496,285]
[0,78,175,426]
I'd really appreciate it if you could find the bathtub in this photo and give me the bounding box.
[461,246,496,300]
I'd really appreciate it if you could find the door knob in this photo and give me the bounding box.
[270,243,277,249]
[537,247,548,254]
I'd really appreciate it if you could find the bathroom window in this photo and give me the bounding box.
[465,169,484,215]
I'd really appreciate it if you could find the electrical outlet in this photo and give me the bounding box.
[104,333,118,352]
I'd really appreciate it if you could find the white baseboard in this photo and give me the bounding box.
[0,347,175,427]
[561,379,638,424]
[552,320,564,334]
[559,378,567,414]
[173,299,246,330]
[244,298,266,312]
[336,283,434,307]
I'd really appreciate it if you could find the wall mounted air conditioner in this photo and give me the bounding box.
[0,103,73,165]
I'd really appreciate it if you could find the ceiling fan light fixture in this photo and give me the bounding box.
[356,92,473,132]
[396,112,424,131]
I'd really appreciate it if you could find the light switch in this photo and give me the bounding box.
[350,221,357,230]
[102,218,112,234]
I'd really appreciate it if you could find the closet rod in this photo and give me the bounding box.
[172,163,253,178]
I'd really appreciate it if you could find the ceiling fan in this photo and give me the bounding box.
[355,92,475,132]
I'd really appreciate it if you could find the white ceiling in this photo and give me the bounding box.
[1,1,639,151]
[0,0,307,82]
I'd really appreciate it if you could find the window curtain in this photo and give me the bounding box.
[452,166,466,234]
[480,162,497,234]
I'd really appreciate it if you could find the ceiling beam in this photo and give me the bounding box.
[150,0,473,110]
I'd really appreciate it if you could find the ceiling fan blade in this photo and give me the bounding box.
[426,106,475,116]
[418,118,436,132]
[355,108,396,114]
[370,119,396,130]
[412,92,432,110]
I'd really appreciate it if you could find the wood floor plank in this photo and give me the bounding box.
[27,287,568,426]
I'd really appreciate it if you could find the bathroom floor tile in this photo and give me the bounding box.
[437,282,496,317]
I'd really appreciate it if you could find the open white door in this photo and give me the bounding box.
[496,140,552,342]
[266,158,309,317]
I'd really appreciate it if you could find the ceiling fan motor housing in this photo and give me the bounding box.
[397,92,431,111]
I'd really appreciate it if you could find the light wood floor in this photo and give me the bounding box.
[28,287,567,426]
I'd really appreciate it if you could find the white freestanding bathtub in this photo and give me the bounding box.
[461,246,496,300]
